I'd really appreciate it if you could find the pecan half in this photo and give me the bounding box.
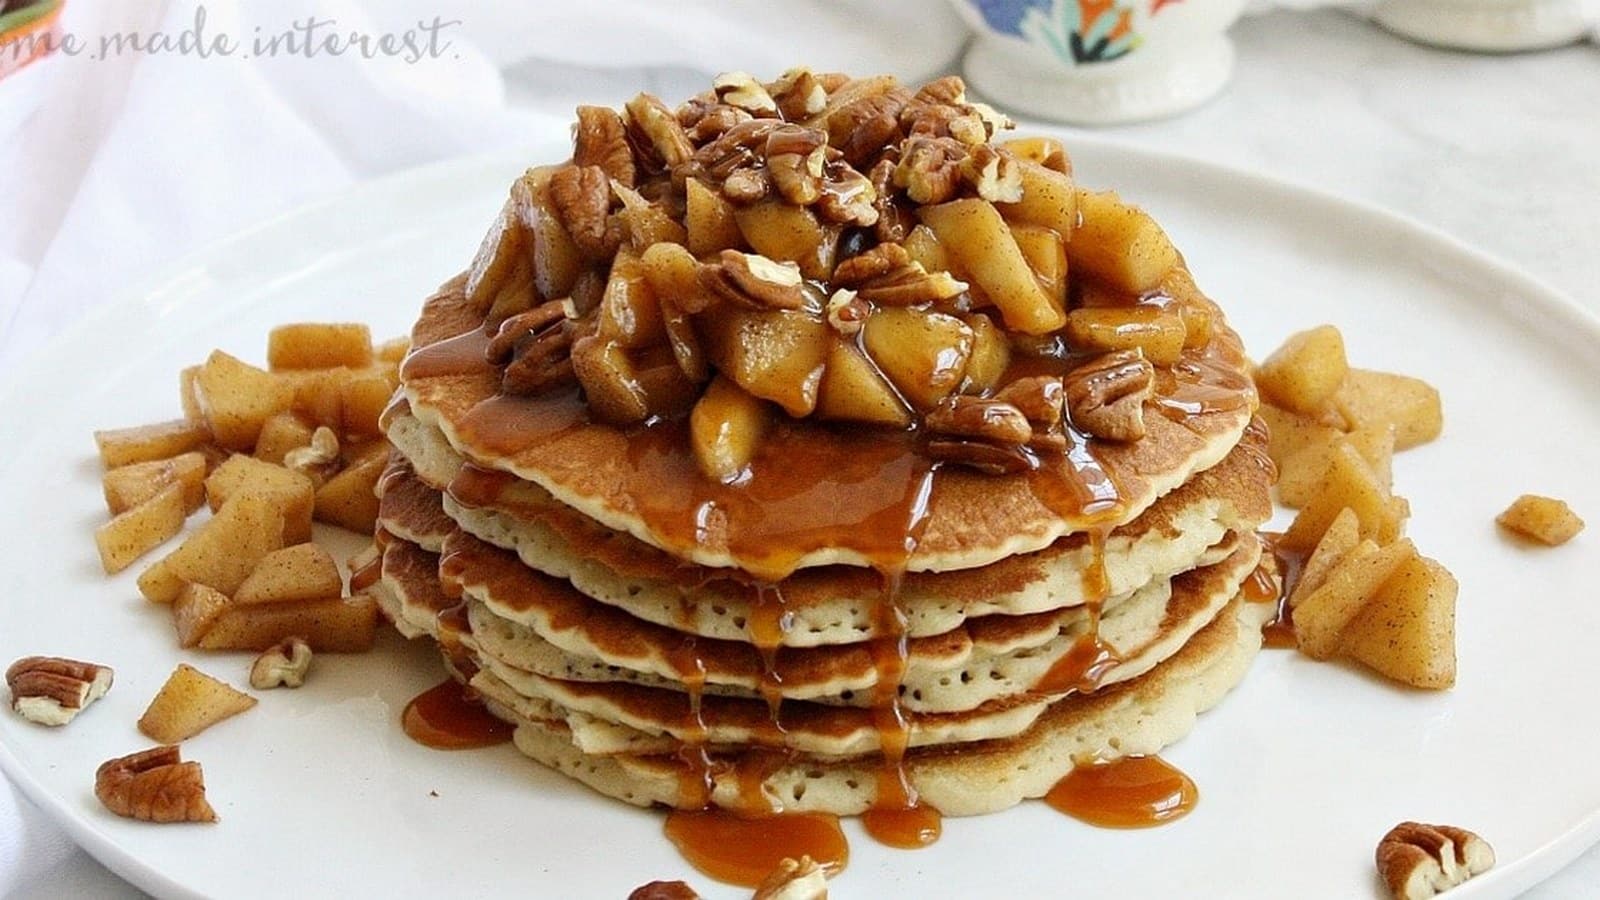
[765,125,828,206]
[816,163,879,227]
[624,93,694,172]
[692,118,781,180]
[826,87,911,167]
[893,135,967,205]
[284,426,341,487]
[95,746,217,824]
[722,167,772,203]
[685,103,752,143]
[491,299,580,396]
[995,376,1065,427]
[832,242,965,305]
[927,439,1033,475]
[961,144,1023,203]
[927,396,1033,445]
[1064,350,1155,442]
[867,156,907,243]
[698,250,808,310]
[712,71,778,116]
[1377,822,1495,900]
[574,105,636,188]
[628,881,702,900]
[548,165,621,261]
[249,637,313,690]
[7,656,113,726]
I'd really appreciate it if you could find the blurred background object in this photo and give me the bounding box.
[0,0,63,81]
[1374,0,1594,50]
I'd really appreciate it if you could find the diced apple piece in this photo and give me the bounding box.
[138,664,257,744]
[1278,426,1396,509]
[733,200,835,280]
[314,446,385,533]
[513,167,582,303]
[1293,538,1416,659]
[253,411,316,466]
[962,313,1011,394]
[1256,325,1349,417]
[340,369,395,439]
[1289,507,1361,607]
[901,224,951,276]
[197,595,379,653]
[689,376,774,482]
[1069,190,1179,294]
[1258,404,1344,470]
[686,177,745,258]
[280,368,346,430]
[995,160,1078,240]
[1280,443,1394,553]
[139,494,285,603]
[234,544,343,605]
[1008,223,1068,311]
[193,350,295,450]
[173,583,232,649]
[179,366,204,421]
[1000,136,1069,172]
[1497,494,1585,546]
[1339,554,1457,689]
[95,483,189,575]
[205,456,315,545]
[816,338,912,427]
[466,196,536,318]
[701,309,830,417]
[920,198,1064,335]
[267,323,373,371]
[94,419,211,469]
[861,308,973,411]
[1333,368,1443,450]
[1063,307,1186,367]
[598,253,668,349]
[375,337,409,364]
[103,452,207,516]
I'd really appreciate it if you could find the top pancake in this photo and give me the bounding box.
[401,276,1257,576]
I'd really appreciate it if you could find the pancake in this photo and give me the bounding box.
[376,536,459,642]
[462,533,1255,714]
[375,456,454,552]
[386,412,1272,645]
[401,277,1257,576]
[494,588,1274,816]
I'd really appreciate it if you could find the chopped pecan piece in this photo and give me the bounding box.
[927,396,1033,445]
[693,118,781,180]
[913,75,967,107]
[491,299,580,396]
[825,289,869,336]
[713,71,778,115]
[548,165,621,261]
[1064,350,1155,442]
[832,243,965,305]
[628,881,702,900]
[961,144,1023,203]
[770,67,828,121]
[816,163,880,227]
[827,87,911,166]
[866,156,907,243]
[7,656,113,726]
[753,856,829,900]
[1377,822,1494,900]
[765,125,828,206]
[574,105,636,188]
[723,166,772,203]
[685,103,753,143]
[927,439,1033,475]
[893,135,967,205]
[249,637,313,690]
[995,376,1065,427]
[284,426,341,486]
[698,250,808,310]
[95,746,217,824]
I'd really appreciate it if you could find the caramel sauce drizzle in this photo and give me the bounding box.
[401,679,513,750]
[1259,533,1304,650]
[663,810,848,888]
[1045,755,1198,828]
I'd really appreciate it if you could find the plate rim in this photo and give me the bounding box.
[3,134,1598,899]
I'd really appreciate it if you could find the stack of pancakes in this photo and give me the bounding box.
[370,71,1276,821]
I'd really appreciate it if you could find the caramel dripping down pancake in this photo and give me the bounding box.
[458,531,1255,718]
[399,277,1256,577]
[384,412,1273,646]
[487,587,1274,817]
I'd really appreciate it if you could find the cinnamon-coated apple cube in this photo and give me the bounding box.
[94,419,211,469]
[205,456,315,545]
[733,199,834,280]
[339,369,395,439]
[1063,307,1186,367]
[466,195,536,319]
[995,160,1078,240]
[179,366,204,421]
[690,376,774,482]
[598,253,668,349]
[197,594,379,653]
[1258,404,1345,472]
[1278,425,1396,509]
[816,338,912,427]
[1292,538,1416,659]
[901,225,951,276]
[193,351,296,451]
[701,309,830,417]
[375,337,410,365]
[173,583,232,648]
[1255,325,1349,417]
[314,445,386,533]
[861,308,974,411]
[267,323,373,371]
[1008,223,1067,310]
[252,411,316,466]
[1000,136,1069,173]
[103,452,207,516]
[1069,190,1179,294]
[138,664,257,744]
[1496,494,1585,546]
[280,368,346,430]
[95,483,189,575]
[961,313,1011,394]
[1334,368,1443,450]
[139,494,285,603]
[1280,443,1395,553]
[513,167,583,304]
[685,177,745,258]
[1339,554,1457,689]
[1288,507,1361,607]
[233,543,343,605]
[919,198,1064,335]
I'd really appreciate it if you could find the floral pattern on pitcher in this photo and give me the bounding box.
[967,0,1185,65]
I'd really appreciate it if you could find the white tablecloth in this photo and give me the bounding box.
[2,4,1598,897]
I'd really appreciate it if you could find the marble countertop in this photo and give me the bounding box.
[3,8,1597,898]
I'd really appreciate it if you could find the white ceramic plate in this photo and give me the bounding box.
[2,136,1597,900]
